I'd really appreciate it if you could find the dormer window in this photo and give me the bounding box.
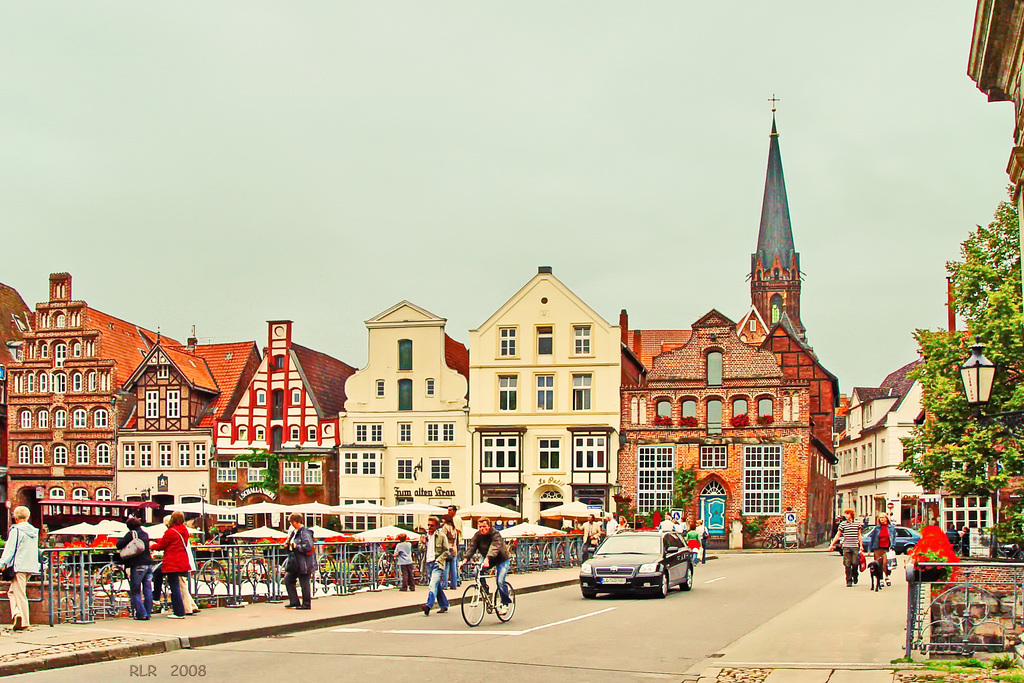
[158,364,170,380]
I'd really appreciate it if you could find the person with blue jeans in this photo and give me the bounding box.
[421,517,451,615]
[443,512,460,590]
[460,517,511,608]
[116,517,154,620]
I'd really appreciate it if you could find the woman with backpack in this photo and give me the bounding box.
[116,517,154,620]
[0,506,41,631]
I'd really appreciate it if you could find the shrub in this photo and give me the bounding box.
[992,655,1015,670]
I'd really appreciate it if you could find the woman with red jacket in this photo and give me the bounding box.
[151,510,190,618]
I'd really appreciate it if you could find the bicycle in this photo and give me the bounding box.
[461,562,516,627]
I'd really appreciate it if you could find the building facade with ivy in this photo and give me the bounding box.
[338,301,470,532]
[212,320,357,518]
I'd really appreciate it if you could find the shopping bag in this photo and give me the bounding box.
[858,550,867,572]
[886,549,897,570]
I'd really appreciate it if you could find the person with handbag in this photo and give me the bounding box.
[116,517,154,620]
[282,513,315,610]
[0,506,41,631]
[150,511,191,618]
[864,513,896,587]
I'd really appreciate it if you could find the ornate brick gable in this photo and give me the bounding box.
[649,310,781,383]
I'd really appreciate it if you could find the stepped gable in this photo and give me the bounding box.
[83,308,179,387]
[291,343,357,418]
[444,334,469,378]
[649,309,781,381]
[186,342,261,426]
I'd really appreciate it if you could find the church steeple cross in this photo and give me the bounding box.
[768,94,780,112]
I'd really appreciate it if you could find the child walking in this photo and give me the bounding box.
[395,533,415,591]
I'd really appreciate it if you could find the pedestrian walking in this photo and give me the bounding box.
[115,517,154,620]
[685,520,702,562]
[0,506,41,631]
[395,533,415,591]
[442,513,460,590]
[150,511,191,618]
[421,516,451,615]
[863,513,895,587]
[959,525,971,558]
[694,518,708,564]
[616,515,630,533]
[282,513,315,610]
[581,514,603,561]
[828,508,864,587]
[604,513,618,537]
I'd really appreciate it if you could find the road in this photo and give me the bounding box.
[6,552,892,683]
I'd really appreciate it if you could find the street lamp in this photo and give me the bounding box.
[199,483,208,543]
[960,338,997,409]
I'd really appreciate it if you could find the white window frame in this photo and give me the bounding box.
[304,461,322,485]
[371,424,383,442]
[248,461,266,483]
[96,442,110,465]
[426,423,439,442]
[397,458,413,480]
[282,461,301,485]
[178,442,190,467]
[94,408,108,429]
[166,390,180,419]
[195,443,207,467]
[572,374,592,411]
[19,410,30,429]
[38,410,48,429]
[536,375,554,411]
[123,443,136,468]
[72,487,88,501]
[430,458,450,481]
[376,380,385,398]
[53,444,68,466]
[307,426,317,442]
[743,444,782,515]
[700,445,728,469]
[95,488,112,501]
[145,391,159,419]
[290,426,300,441]
[72,408,87,429]
[75,443,89,465]
[573,325,592,355]
[499,327,517,357]
[637,445,673,512]
[573,434,607,471]
[498,375,518,411]
[17,444,29,465]
[425,379,435,396]
[49,487,66,499]
[216,460,236,482]
[159,443,172,468]
[55,409,66,428]
[140,443,152,468]
[482,435,519,471]
[72,372,82,392]
[538,438,560,471]
[399,423,412,443]
[942,495,991,530]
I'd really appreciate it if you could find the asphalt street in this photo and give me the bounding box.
[6,553,871,683]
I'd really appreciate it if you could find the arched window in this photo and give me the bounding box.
[255,426,265,441]
[94,409,108,428]
[19,409,30,429]
[53,445,68,465]
[272,389,284,420]
[701,480,727,496]
[88,372,96,391]
[307,425,317,442]
[75,443,89,465]
[655,400,672,417]
[681,400,697,418]
[40,343,48,359]
[707,399,723,435]
[54,409,67,428]
[398,378,413,411]
[291,389,301,404]
[256,390,266,406]
[55,314,66,328]
[732,398,748,417]
[290,426,300,441]
[770,295,783,325]
[238,426,248,441]
[72,408,87,428]
[71,487,88,500]
[758,397,774,422]
[50,487,66,499]
[73,342,81,357]
[38,372,47,393]
[37,410,48,429]
[26,373,34,393]
[32,444,44,464]
[17,445,29,464]
[706,351,723,386]
[95,488,112,501]
[72,372,83,392]
[398,339,413,371]
[53,373,66,394]
[425,378,435,396]
[54,342,67,367]
[96,443,110,465]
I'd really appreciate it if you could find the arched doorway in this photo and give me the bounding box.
[18,487,40,531]
[699,480,727,541]
[536,487,564,528]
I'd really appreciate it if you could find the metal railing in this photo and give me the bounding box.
[40,535,583,625]
[905,561,1024,656]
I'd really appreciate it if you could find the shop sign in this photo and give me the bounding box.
[394,486,457,498]
[240,487,277,500]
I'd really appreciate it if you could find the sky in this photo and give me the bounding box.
[0,2,1012,391]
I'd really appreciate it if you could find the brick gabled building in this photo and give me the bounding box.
[7,273,169,526]
[116,338,260,520]
[213,321,356,514]
[0,282,32,535]
[617,115,838,547]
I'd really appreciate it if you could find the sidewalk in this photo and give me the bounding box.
[0,566,580,676]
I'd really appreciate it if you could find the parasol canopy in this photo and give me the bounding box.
[498,523,566,538]
[354,525,421,541]
[228,526,289,540]
[233,502,291,514]
[381,503,448,515]
[457,502,521,521]
[539,501,602,521]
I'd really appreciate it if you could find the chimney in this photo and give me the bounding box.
[946,277,956,332]
[187,325,198,350]
[538,266,552,274]
[619,309,629,347]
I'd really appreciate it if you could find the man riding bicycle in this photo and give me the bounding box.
[460,517,511,607]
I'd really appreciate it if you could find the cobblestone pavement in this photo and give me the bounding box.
[715,667,772,682]
[0,636,141,664]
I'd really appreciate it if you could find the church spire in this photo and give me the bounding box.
[750,103,805,339]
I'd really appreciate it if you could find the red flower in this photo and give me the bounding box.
[730,414,750,428]
[679,416,698,428]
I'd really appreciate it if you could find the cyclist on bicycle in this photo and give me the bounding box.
[460,517,511,607]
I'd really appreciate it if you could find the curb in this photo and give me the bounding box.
[0,576,579,676]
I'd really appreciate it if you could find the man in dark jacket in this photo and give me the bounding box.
[116,517,155,620]
[283,513,315,610]
[460,518,512,607]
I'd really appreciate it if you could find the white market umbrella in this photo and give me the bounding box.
[308,525,348,539]
[381,503,448,515]
[289,502,335,514]
[93,520,129,535]
[50,522,103,536]
[457,502,521,521]
[539,501,601,521]
[166,502,234,514]
[332,502,388,514]
[499,523,567,538]
[144,524,203,538]
[354,525,421,541]
[228,525,289,540]
[233,502,291,514]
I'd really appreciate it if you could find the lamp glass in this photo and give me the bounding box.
[961,342,997,406]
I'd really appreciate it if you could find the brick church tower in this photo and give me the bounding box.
[750,113,805,339]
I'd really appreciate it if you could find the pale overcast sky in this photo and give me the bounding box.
[0,2,1011,391]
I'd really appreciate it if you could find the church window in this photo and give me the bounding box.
[770,295,783,325]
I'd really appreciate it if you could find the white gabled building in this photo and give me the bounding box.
[468,267,623,522]
[835,359,926,526]
[340,302,470,531]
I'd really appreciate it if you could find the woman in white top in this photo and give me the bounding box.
[0,506,41,630]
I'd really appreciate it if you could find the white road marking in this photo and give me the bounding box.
[704,577,725,583]
[335,607,617,637]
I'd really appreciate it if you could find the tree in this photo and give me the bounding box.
[901,192,1024,537]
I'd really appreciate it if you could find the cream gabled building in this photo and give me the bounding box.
[340,302,470,531]
[469,267,623,521]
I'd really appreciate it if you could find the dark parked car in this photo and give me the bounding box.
[578,531,694,599]
[857,525,921,554]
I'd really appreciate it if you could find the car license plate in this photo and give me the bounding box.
[601,578,627,584]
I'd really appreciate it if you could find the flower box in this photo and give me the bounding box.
[652,416,673,426]
[730,414,750,428]
[679,416,698,428]
[756,415,774,425]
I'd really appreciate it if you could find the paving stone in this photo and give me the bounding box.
[762,669,830,683]
[829,670,897,683]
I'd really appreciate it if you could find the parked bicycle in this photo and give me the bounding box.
[461,562,516,627]
[761,532,798,550]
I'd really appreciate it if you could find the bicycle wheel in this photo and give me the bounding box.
[495,584,516,622]
[461,584,485,627]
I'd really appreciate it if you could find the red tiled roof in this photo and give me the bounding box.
[187,342,261,426]
[162,345,218,393]
[880,359,923,400]
[0,283,30,363]
[628,329,692,370]
[292,343,357,418]
[444,334,469,378]
[83,308,179,388]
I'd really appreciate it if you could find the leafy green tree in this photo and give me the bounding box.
[902,193,1024,536]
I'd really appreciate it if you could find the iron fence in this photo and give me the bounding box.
[905,561,1024,657]
[40,535,583,626]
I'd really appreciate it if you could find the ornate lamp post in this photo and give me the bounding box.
[199,483,208,543]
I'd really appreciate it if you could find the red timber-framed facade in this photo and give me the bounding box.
[213,321,356,516]
[116,339,260,522]
[6,273,167,527]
